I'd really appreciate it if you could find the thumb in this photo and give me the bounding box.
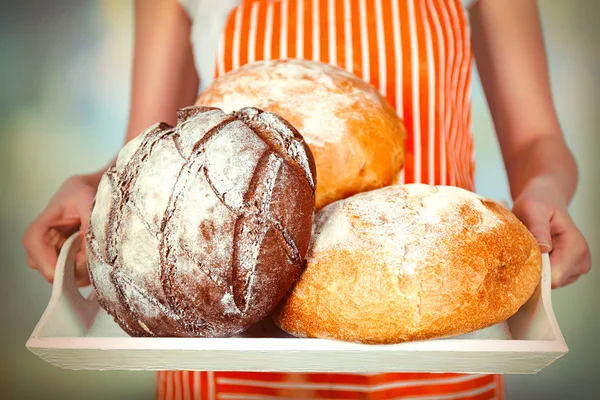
[513,201,553,253]
[74,190,96,287]
[75,189,96,237]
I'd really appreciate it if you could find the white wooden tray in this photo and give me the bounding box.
[27,232,568,374]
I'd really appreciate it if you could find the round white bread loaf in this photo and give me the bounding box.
[272,184,543,344]
[195,59,406,211]
[86,106,317,338]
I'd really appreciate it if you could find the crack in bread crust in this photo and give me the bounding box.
[104,123,176,336]
[159,118,236,334]
[234,107,316,193]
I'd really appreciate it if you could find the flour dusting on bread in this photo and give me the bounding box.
[311,184,502,264]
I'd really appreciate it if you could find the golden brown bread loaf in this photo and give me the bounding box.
[195,59,406,210]
[86,106,317,338]
[272,184,543,344]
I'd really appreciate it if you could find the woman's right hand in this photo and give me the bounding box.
[22,172,104,287]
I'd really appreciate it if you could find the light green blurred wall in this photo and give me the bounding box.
[0,1,598,399]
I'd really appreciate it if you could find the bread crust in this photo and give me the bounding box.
[86,106,317,338]
[272,184,542,344]
[196,59,406,210]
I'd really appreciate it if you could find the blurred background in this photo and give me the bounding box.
[0,1,598,399]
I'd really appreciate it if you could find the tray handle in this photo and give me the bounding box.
[28,232,99,343]
[28,231,100,336]
[58,232,99,330]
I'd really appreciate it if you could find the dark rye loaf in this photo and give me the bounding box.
[85,106,317,338]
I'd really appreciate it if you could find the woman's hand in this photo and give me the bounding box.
[512,177,591,289]
[22,172,103,287]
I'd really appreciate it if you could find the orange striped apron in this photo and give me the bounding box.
[157,0,500,398]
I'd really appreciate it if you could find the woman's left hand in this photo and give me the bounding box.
[511,178,591,289]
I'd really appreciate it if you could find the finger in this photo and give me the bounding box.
[49,217,81,228]
[561,274,581,288]
[53,223,80,247]
[36,203,66,227]
[74,248,90,285]
[74,188,97,237]
[75,277,92,288]
[553,274,580,289]
[549,212,589,288]
[513,201,553,253]
[26,254,38,270]
[23,221,61,284]
[22,205,62,253]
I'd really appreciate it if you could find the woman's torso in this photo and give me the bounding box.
[157,0,497,399]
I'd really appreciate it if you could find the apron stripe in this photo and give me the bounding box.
[408,0,422,184]
[427,0,444,185]
[440,0,458,187]
[201,369,209,399]
[454,0,466,189]
[164,371,172,400]
[445,0,458,187]
[223,8,236,73]
[185,371,193,400]
[435,0,452,186]
[271,1,282,59]
[349,0,362,76]
[193,371,200,400]
[286,0,297,58]
[319,0,330,63]
[458,0,474,190]
[358,0,370,82]
[456,0,472,190]
[390,0,404,183]
[247,1,259,63]
[181,371,190,400]
[398,0,415,184]
[335,0,346,68]
[296,0,304,58]
[381,0,395,111]
[231,3,243,70]
[157,370,166,400]
[374,0,387,96]
[328,0,337,66]
[254,0,267,61]
[364,0,378,89]
[280,0,289,58]
[175,369,183,400]
[414,0,430,184]
[455,0,473,190]
[312,0,320,60]
[264,1,274,59]
[302,0,313,59]
[349,0,363,78]
[343,0,353,72]
[239,3,253,67]
[422,0,436,185]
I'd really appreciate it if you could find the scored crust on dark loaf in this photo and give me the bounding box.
[85,106,317,338]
